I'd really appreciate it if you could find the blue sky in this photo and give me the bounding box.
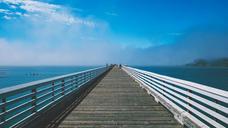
[0,0,228,65]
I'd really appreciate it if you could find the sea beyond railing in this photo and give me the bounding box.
[123,66,228,128]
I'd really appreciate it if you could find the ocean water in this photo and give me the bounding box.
[0,66,98,89]
[134,66,228,91]
[0,66,227,91]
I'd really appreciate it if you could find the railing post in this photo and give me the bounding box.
[78,75,81,85]
[32,88,37,113]
[161,80,166,96]
[89,71,92,80]
[214,99,218,122]
[75,75,78,87]
[83,73,86,83]
[92,71,94,79]
[61,79,65,95]
[1,97,6,123]
[71,76,74,91]
[52,82,55,101]
[94,71,97,78]
[74,76,77,88]
[187,89,192,114]
[85,72,89,82]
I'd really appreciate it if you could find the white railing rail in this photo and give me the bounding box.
[123,66,228,128]
[0,66,110,128]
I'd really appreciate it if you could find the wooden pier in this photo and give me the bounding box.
[1,66,226,128]
[57,67,181,128]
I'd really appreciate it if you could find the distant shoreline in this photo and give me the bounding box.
[185,58,228,67]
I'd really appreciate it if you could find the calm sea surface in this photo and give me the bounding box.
[134,66,228,91]
[0,66,98,89]
[0,66,227,91]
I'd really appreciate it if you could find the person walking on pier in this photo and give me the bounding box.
[119,64,122,69]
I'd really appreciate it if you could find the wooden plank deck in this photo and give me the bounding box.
[58,67,182,128]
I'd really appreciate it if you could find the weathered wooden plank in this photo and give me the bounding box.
[57,66,182,128]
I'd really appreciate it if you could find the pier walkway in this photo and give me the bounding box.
[1,65,226,128]
[57,67,181,128]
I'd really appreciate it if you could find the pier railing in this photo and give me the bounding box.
[123,66,228,128]
[0,66,110,128]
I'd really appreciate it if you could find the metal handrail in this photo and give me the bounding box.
[123,66,228,128]
[0,66,110,128]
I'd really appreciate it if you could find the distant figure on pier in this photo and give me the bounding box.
[119,64,122,69]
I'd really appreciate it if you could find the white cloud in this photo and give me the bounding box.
[0,0,95,26]
[0,8,9,13]
[3,15,12,19]
[0,0,20,5]
[14,11,22,16]
[19,0,60,13]
[9,4,17,9]
[0,9,14,16]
